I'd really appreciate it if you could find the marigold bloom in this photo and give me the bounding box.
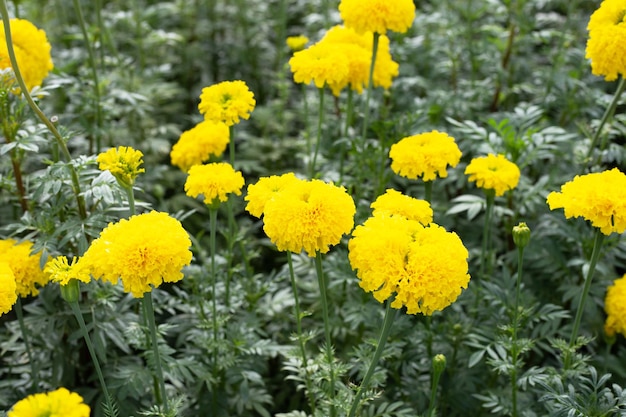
[0,262,17,315]
[605,274,626,337]
[0,18,53,91]
[319,25,399,95]
[371,189,432,225]
[97,146,145,188]
[184,162,245,205]
[546,168,626,235]
[289,42,350,89]
[349,215,470,315]
[585,0,626,81]
[286,35,309,52]
[7,387,90,417]
[44,256,90,286]
[465,153,520,197]
[170,120,230,172]
[245,172,303,218]
[390,130,462,181]
[339,0,416,35]
[82,211,192,298]
[263,179,356,256]
[198,80,256,126]
[0,239,48,297]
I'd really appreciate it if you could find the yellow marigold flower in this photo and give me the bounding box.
[0,262,17,316]
[7,387,90,417]
[97,146,145,188]
[44,256,90,286]
[371,189,433,225]
[184,162,245,205]
[0,18,53,91]
[289,42,350,89]
[390,130,462,181]
[339,0,416,35]
[82,211,192,298]
[585,0,626,81]
[0,239,48,297]
[198,80,256,126]
[245,172,303,218]
[319,25,399,95]
[465,153,520,197]
[170,120,230,172]
[348,215,470,315]
[286,35,309,52]
[605,274,626,337]
[263,179,356,256]
[546,168,626,235]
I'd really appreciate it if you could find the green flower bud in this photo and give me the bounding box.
[512,222,531,248]
[432,353,447,375]
[60,278,80,303]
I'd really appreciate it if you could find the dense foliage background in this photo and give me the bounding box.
[2,0,626,416]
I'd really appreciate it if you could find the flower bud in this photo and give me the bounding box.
[512,222,531,249]
[432,353,447,375]
[60,278,80,303]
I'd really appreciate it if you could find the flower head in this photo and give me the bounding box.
[184,162,245,205]
[465,153,520,197]
[7,387,90,417]
[585,0,626,81]
[198,80,256,126]
[547,168,626,235]
[390,130,462,181]
[262,179,356,256]
[0,239,48,297]
[97,146,145,188]
[349,215,470,315]
[339,0,416,34]
[0,262,17,315]
[371,189,433,225]
[245,172,303,218]
[0,18,53,91]
[82,211,192,298]
[605,274,626,337]
[286,35,309,52]
[289,42,350,89]
[44,256,90,286]
[170,120,230,172]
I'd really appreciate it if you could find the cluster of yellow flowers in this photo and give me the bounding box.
[338,0,416,35]
[7,387,90,417]
[348,191,470,315]
[0,262,17,315]
[246,175,356,256]
[604,274,626,338]
[0,18,53,91]
[0,239,48,298]
[465,153,521,197]
[185,162,245,206]
[170,121,230,172]
[97,146,145,188]
[286,35,309,52]
[585,0,626,81]
[198,80,256,126]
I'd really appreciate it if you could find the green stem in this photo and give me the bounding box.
[427,357,445,417]
[287,252,316,414]
[584,76,626,171]
[511,244,525,417]
[72,0,103,153]
[142,292,169,413]
[209,207,219,359]
[15,298,38,391]
[0,0,88,220]
[360,32,380,142]
[125,186,136,217]
[68,300,115,412]
[348,300,395,417]
[425,181,433,205]
[564,229,605,369]
[229,125,235,168]
[310,87,325,178]
[480,191,495,279]
[315,251,335,417]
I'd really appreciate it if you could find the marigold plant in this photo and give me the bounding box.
[170,120,230,172]
[0,18,53,91]
[198,80,256,126]
[81,211,193,297]
[97,146,145,188]
[546,168,626,235]
[371,189,433,225]
[465,153,520,197]
[349,215,470,315]
[286,35,309,52]
[184,162,245,205]
[585,0,626,81]
[7,387,90,417]
[0,239,48,297]
[0,262,16,315]
[245,172,303,218]
[338,0,416,34]
[289,41,350,89]
[44,256,90,286]
[390,130,462,181]
[262,179,356,256]
[604,274,626,338]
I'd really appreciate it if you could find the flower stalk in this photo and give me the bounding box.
[315,251,335,417]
